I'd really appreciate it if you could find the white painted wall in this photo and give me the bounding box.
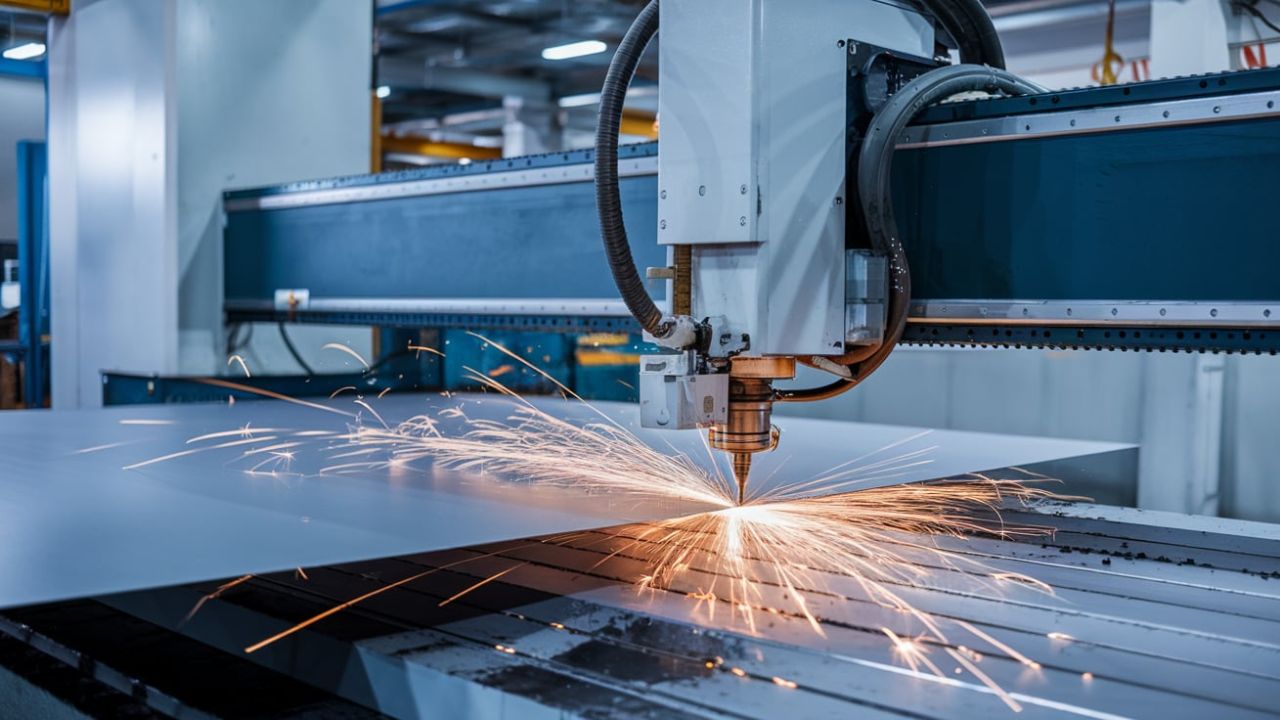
[999,0,1280,89]
[49,0,371,408]
[0,76,45,243]
[176,0,373,376]
[1221,356,1280,523]
[1149,0,1233,77]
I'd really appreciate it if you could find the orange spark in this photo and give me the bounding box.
[227,354,252,378]
[321,343,370,369]
[487,364,515,378]
[437,564,525,607]
[183,574,253,625]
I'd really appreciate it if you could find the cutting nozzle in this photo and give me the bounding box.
[732,452,752,504]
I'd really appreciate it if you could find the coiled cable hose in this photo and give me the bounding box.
[595,0,665,337]
[777,65,1045,402]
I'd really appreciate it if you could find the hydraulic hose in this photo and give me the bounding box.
[777,65,1045,403]
[922,0,1006,68]
[595,0,665,337]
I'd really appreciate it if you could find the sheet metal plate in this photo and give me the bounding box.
[105,502,1280,719]
[0,394,1127,610]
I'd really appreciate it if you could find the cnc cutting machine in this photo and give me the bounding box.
[219,0,1279,497]
[595,0,1278,501]
[6,3,1280,715]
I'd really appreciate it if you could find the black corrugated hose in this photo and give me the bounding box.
[777,65,1045,402]
[595,0,664,337]
[929,0,1006,67]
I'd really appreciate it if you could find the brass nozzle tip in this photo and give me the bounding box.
[731,452,752,505]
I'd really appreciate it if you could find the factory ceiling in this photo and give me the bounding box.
[376,0,658,132]
[373,0,1144,145]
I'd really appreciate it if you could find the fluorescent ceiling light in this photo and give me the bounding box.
[557,86,654,109]
[3,42,46,61]
[542,40,607,61]
[558,92,601,108]
[376,85,392,99]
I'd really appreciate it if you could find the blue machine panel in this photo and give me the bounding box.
[223,70,1280,353]
[226,175,661,303]
[895,117,1280,302]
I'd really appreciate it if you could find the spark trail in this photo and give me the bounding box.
[322,370,1066,710]
[148,339,1071,711]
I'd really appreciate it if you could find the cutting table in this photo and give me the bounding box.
[0,397,1276,718]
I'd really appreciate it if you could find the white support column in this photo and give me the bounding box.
[48,0,180,410]
[48,0,372,408]
[1138,354,1225,516]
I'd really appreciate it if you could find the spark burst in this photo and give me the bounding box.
[321,367,1065,710]
[146,337,1072,711]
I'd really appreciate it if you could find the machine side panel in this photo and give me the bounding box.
[224,174,664,304]
[658,0,756,247]
[752,0,930,355]
[894,117,1280,304]
[221,73,1280,351]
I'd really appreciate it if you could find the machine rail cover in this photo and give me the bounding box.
[223,68,1280,353]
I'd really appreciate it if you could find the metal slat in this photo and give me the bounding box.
[118,504,1280,719]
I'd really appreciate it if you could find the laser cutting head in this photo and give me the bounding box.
[622,0,921,503]
[708,359,791,502]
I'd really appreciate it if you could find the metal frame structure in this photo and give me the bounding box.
[223,67,1280,355]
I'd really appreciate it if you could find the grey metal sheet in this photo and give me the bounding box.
[0,394,1128,609]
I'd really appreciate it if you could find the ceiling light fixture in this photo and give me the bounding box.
[3,42,46,61]
[542,40,607,61]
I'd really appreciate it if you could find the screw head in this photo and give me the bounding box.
[660,220,667,230]
[660,190,667,199]
[740,184,748,194]
[739,216,747,226]
[698,185,706,196]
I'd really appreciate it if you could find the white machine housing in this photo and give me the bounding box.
[657,0,933,357]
